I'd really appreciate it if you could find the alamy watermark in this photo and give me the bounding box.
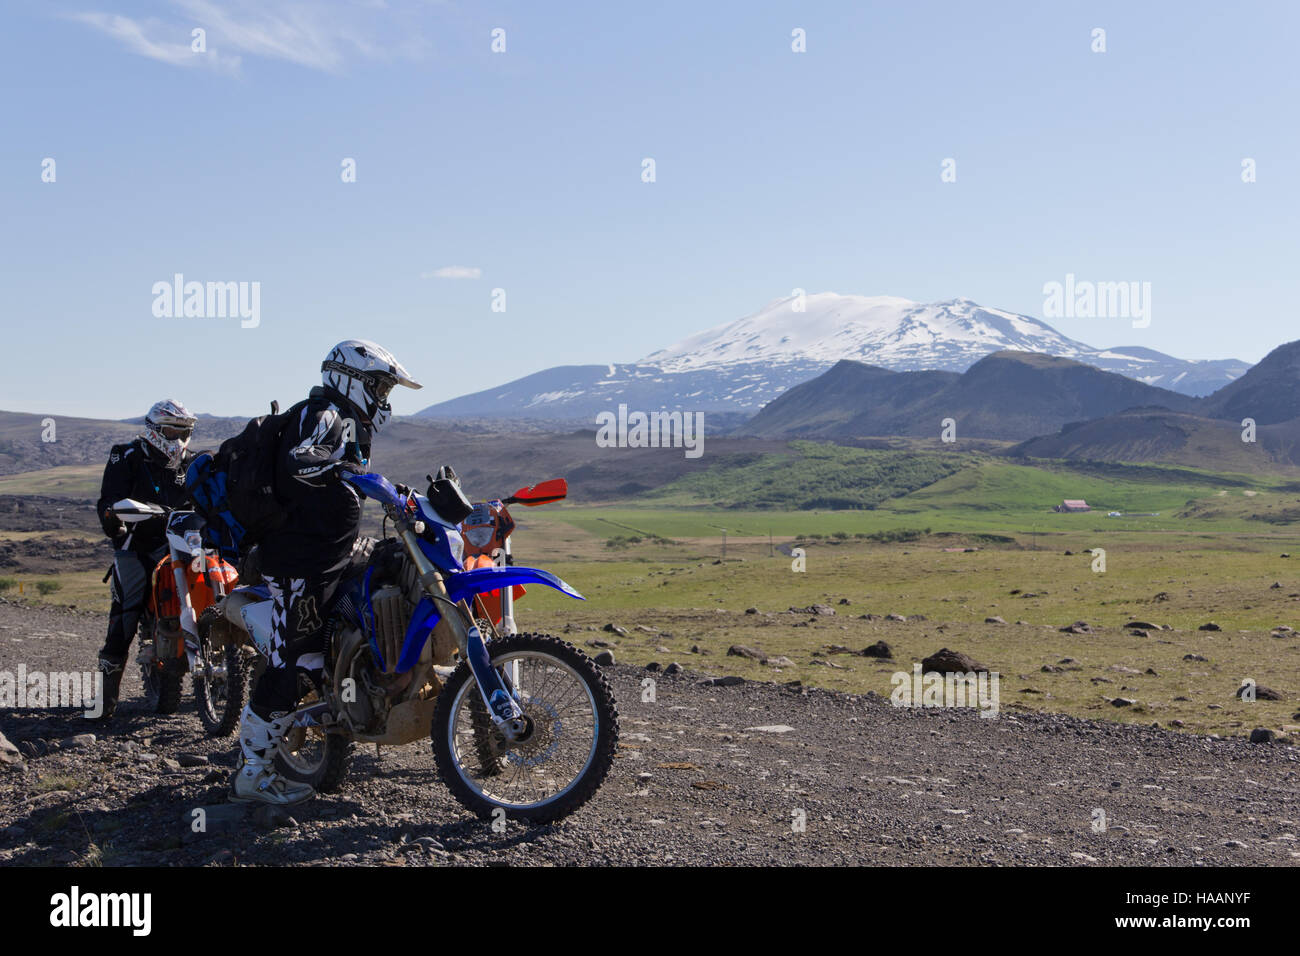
[890,663,1000,717]
[595,404,704,459]
[1043,273,1150,328]
[1,665,103,717]
[152,274,260,328]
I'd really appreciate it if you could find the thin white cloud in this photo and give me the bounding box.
[67,0,430,74]
[423,266,482,280]
[67,11,242,73]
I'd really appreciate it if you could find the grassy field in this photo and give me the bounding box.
[0,465,102,498]
[6,453,1299,738]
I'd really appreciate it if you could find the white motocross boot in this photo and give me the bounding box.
[230,705,316,805]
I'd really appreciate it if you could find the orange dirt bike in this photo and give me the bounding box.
[107,500,241,721]
[459,477,568,635]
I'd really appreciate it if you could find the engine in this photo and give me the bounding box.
[328,540,458,739]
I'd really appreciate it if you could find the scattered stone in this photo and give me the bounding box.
[985,616,1006,625]
[664,662,683,676]
[1060,621,1093,634]
[251,805,295,831]
[587,638,616,649]
[885,613,907,622]
[593,650,615,667]
[745,725,794,734]
[644,662,661,673]
[1199,622,1222,632]
[1250,728,1276,744]
[602,623,629,637]
[0,732,23,769]
[176,753,209,768]
[1111,698,1136,708]
[860,641,893,660]
[744,607,759,615]
[727,645,767,662]
[838,598,851,605]
[920,648,988,674]
[765,656,797,668]
[1237,684,1282,701]
[60,733,97,751]
[1041,664,1060,673]
[1183,654,1208,662]
[703,675,745,687]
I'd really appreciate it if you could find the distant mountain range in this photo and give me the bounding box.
[744,340,1300,470]
[417,293,1249,420]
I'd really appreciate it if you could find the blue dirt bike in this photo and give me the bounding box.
[201,470,619,823]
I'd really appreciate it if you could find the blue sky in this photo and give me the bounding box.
[3,0,1298,418]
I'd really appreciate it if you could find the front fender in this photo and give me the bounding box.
[445,566,584,604]
[392,567,583,674]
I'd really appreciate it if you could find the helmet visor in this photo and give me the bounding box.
[159,424,193,441]
[372,375,397,408]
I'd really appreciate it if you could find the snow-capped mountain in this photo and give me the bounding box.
[416,294,1248,421]
[643,294,1086,371]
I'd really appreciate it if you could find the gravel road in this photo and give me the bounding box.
[2,600,1298,866]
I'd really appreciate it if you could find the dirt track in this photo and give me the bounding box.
[2,600,1298,867]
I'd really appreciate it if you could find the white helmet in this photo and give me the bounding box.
[321,339,422,431]
[141,399,196,469]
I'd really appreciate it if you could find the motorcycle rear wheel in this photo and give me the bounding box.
[272,675,354,793]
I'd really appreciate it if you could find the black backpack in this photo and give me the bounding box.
[186,399,309,560]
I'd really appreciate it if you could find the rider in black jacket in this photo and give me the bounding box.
[92,400,197,721]
[232,340,421,806]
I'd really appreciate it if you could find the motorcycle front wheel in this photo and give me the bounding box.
[431,632,619,824]
[194,638,249,737]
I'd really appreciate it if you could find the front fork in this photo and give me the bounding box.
[396,521,527,740]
